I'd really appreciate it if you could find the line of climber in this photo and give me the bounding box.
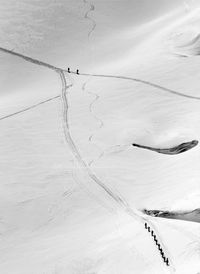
[144,222,169,266]
[67,68,79,74]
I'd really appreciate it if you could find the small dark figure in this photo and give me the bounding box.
[76,69,79,75]
[148,227,151,232]
[145,223,147,229]
[67,67,70,73]
[151,231,154,236]
[155,239,158,244]
[153,235,156,240]
[157,244,160,248]
[161,251,164,257]
[166,258,169,266]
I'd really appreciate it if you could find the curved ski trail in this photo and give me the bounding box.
[82,81,104,166]
[83,0,96,39]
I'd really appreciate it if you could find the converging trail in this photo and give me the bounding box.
[58,71,143,220]
[0,46,182,272]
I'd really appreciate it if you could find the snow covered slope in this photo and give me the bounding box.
[0,1,200,274]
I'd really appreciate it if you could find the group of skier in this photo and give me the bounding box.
[145,223,169,266]
[67,68,79,74]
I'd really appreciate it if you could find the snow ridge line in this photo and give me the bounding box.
[0,47,62,71]
[0,47,199,101]
[0,47,177,272]
[83,0,96,39]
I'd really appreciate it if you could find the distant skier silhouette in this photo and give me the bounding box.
[145,223,147,229]
[67,67,70,73]
[76,69,79,75]
[132,140,198,155]
[151,231,154,236]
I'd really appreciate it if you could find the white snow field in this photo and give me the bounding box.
[0,0,200,273]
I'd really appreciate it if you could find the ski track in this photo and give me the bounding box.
[83,0,96,39]
[3,47,200,272]
[81,81,104,166]
[88,91,103,142]
[0,95,60,121]
[80,72,200,101]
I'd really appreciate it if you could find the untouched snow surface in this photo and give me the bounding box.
[0,1,200,273]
